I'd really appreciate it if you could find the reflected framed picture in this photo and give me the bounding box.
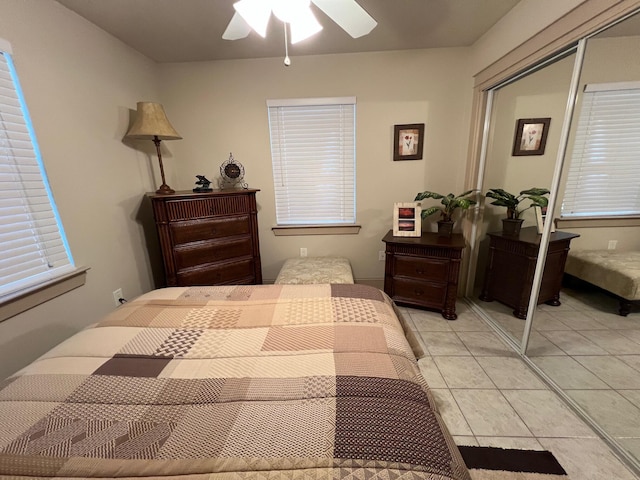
[393,123,425,161]
[512,118,551,156]
[393,202,422,237]
[535,205,556,234]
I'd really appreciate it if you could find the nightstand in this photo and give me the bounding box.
[382,230,465,320]
[479,226,579,318]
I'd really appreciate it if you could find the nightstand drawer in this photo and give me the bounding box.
[391,278,447,307]
[170,216,250,245]
[394,256,450,282]
[174,236,253,269]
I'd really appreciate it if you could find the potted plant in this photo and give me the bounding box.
[414,190,478,236]
[485,187,550,235]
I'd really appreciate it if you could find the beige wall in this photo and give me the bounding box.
[157,49,474,282]
[0,0,160,379]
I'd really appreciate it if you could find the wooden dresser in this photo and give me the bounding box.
[480,227,579,318]
[149,189,262,287]
[382,230,465,320]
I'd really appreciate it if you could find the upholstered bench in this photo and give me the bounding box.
[565,250,640,316]
[275,256,354,284]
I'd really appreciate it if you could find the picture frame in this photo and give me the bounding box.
[535,205,556,234]
[393,202,422,237]
[393,123,425,161]
[512,118,551,156]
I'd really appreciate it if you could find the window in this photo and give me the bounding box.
[0,49,75,299]
[267,97,355,226]
[561,82,640,218]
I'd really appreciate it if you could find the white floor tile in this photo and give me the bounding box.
[539,437,638,480]
[476,356,548,389]
[451,389,532,437]
[430,389,474,436]
[531,355,611,390]
[573,355,640,389]
[420,331,471,356]
[433,356,495,389]
[567,390,640,437]
[501,389,595,438]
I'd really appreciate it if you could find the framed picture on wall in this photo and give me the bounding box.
[393,202,422,237]
[393,123,425,160]
[512,118,551,156]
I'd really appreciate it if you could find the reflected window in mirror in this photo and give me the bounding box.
[562,82,640,218]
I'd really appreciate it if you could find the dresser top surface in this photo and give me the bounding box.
[487,226,579,245]
[382,230,465,248]
[148,189,260,200]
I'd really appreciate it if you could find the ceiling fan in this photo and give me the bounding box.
[222,0,377,45]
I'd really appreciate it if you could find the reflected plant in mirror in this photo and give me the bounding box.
[485,187,550,235]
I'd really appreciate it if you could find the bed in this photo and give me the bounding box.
[0,284,470,480]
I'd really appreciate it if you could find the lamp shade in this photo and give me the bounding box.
[125,102,182,140]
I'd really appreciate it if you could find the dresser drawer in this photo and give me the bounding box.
[165,195,251,221]
[394,255,450,282]
[170,216,250,245]
[391,277,448,307]
[176,259,255,286]
[174,236,253,270]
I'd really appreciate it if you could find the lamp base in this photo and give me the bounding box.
[156,183,175,195]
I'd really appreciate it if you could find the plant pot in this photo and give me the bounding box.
[437,220,455,237]
[502,218,524,236]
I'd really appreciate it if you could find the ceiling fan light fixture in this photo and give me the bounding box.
[233,0,272,38]
[289,9,323,44]
[272,0,311,24]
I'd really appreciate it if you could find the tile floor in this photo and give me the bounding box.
[478,283,640,462]
[398,298,640,479]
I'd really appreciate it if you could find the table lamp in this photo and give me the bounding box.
[125,102,182,194]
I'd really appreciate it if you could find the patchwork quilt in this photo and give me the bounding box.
[0,284,470,479]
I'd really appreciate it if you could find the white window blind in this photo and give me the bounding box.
[268,97,356,225]
[0,50,74,299]
[561,82,640,218]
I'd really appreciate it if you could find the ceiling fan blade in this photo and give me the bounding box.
[222,12,252,40]
[311,0,377,38]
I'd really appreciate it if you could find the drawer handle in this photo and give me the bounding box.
[211,228,217,235]
[414,289,424,296]
[416,269,425,275]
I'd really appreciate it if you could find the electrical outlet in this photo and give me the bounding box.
[112,288,123,307]
[608,240,618,250]
[378,250,385,261]
[300,247,307,257]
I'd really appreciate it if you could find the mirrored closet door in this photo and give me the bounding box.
[466,8,640,472]
[525,11,640,468]
[468,51,578,350]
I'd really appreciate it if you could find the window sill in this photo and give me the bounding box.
[272,225,361,236]
[556,217,640,229]
[0,266,89,323]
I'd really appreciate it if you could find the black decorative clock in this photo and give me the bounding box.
[219,152,248,189]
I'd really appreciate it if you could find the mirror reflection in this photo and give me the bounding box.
[470,51,577,348]
[527,12,640,464]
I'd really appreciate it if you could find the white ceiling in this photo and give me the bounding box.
[55,0,521,63]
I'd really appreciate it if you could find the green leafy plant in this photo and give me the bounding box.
[414,190,478,222]
[485,188,550,219]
